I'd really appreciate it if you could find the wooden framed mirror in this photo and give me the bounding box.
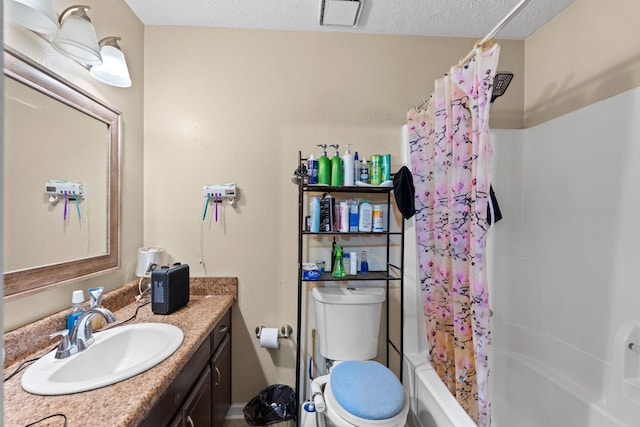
[3,47,121,297]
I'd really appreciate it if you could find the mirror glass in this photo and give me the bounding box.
[3,47,121,297]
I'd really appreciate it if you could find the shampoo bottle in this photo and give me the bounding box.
[67,290,85,332]
[342,144,354,186]
[317,144,331,185]
[329,144,343,187]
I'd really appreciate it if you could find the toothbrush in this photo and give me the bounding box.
[73,191,81,219]
[202,193,211,221]
[214,193,219,222]
[63,191,68,220]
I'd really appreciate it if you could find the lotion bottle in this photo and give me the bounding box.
[317,144,331,185]
[342,144,354,186]
[329,144,343,187]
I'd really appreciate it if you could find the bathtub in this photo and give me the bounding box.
[402,349,629,427]
[403,352,476,427]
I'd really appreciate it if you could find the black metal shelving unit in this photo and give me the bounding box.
[294,151,404,419]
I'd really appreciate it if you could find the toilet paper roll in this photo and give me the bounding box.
[260,327,280,349]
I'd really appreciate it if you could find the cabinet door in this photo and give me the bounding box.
[212,334,231,427]
[168,412,183,427]
[183,365,213,427]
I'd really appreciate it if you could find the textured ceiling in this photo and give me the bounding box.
[124,0,575,39]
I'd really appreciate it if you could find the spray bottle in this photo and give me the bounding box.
[342,144,354,186]
[317,144,331,185]
[332,243,346,278]
[329,144,343,187]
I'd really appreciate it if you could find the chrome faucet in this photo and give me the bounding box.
[49,307,116,359]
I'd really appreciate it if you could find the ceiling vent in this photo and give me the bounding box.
[318,0,363,27]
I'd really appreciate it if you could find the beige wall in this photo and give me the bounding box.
[3,0,145,330]
[524,0,640,127]
[6,0,640,412]
[143,27,523,402]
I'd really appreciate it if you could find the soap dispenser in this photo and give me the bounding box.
[342,144,354,186]
[329,144,343,187]
[317,144,331,185]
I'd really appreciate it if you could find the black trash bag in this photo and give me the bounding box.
[243,384,297,426]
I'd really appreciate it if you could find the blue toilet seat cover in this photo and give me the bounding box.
[330,360,405,420]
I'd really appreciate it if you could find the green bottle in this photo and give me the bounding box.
[329,144,343,187]
[317,144,331,185]
[332,243,346,278]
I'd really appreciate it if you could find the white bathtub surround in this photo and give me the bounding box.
[488,87,640,426]
[491,350,627,427]
[407,44,501,426]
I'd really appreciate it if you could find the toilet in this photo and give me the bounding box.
[310,287,409,427]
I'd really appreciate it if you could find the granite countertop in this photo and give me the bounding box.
[3,277,237,427]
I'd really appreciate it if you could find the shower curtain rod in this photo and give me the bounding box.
[414,0,531,110]
[460,0,533,64]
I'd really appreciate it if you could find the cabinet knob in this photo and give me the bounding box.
[218,324,228,334]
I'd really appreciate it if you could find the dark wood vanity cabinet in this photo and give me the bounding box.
[140,309,232,427]
[212,334,231,426]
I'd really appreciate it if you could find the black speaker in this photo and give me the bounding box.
[151,263,190,315]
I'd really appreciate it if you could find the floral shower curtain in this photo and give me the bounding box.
[407,43,500,427]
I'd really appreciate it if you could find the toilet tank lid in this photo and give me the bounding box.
[312,287,385,304]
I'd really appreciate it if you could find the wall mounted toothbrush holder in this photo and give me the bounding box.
[255,325,294,340]
[45,180,85,203]
[202,184,237,205]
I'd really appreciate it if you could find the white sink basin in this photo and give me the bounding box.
[21,323,183,395]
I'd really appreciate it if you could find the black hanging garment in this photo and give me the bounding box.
[487,185,503,225]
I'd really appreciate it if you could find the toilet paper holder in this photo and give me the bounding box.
[255,325,293,340]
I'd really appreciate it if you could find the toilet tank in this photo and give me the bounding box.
[312,287,385,361]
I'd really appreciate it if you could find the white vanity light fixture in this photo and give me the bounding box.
[89,37,132,88]
[52,5,102,66]
[7,2,133,87]
[6,0,59,35]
